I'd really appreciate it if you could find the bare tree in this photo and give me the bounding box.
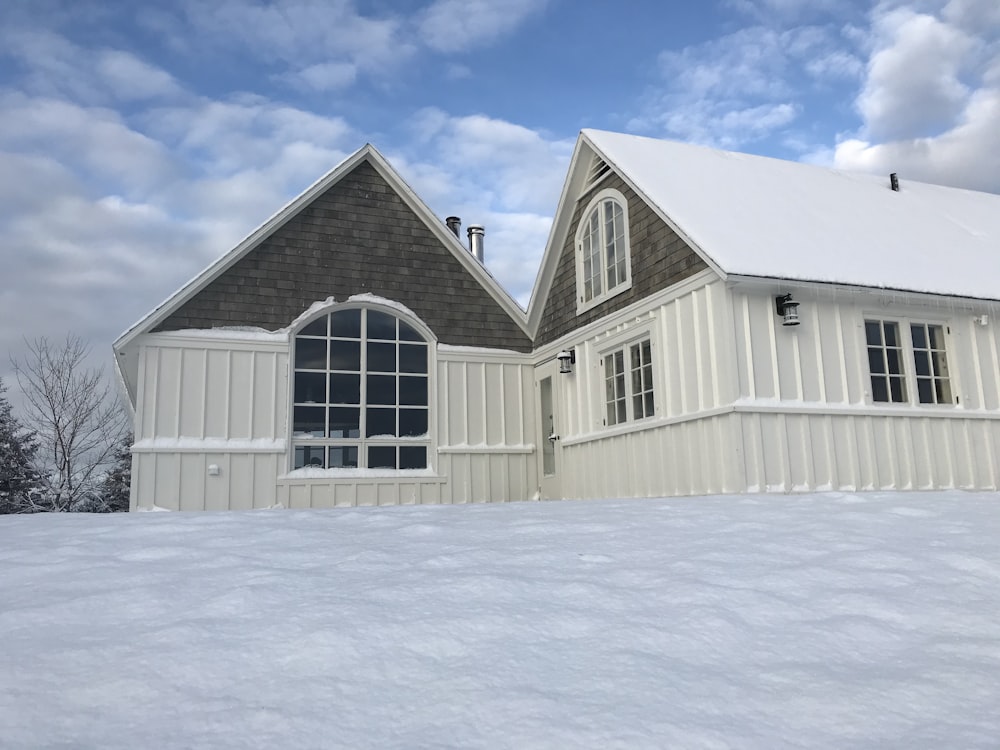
[13,335,129,512]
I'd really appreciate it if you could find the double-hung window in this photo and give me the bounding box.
[603,339,655,427]
[865,319,953,405]
[577,188,632,312]
[292,307,430,470]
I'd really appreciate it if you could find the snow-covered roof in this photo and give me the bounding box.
[584,129,1000,301]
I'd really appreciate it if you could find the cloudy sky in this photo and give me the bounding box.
[1,0,998,401]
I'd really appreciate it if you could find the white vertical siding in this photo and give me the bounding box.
[541,277,1000,499]
[131,334,537,510]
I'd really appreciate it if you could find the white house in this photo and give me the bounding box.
[115,130,1000,510]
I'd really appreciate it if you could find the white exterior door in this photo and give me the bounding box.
[536,360,562,499]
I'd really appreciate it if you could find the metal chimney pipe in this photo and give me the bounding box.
[467,225,485,263]
[445,216,461,237]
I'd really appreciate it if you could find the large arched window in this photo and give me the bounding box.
[576,188,632,312]
[291,307,430,470]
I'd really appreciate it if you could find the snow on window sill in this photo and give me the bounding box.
[279,467,443,481]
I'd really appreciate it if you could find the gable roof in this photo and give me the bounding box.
[586,129,1000,298]
[114,144,530,400]
[529,130,1000,333]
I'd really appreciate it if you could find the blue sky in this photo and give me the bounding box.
[2,0,999,394]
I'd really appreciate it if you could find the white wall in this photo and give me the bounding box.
[130,333,537,510]
[542,274,1000,498]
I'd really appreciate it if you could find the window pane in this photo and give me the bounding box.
[871,377,889,403]
[367,310,396,340]
[398,320,423,342]
[292,406,325,437]
[294,372,326,403]
[399,408,428,437]
[328,407,360,438]
[328,446,358,468]
[295,338,327,369]
[399,376,428,406]
[329,373,360,404]
[616,399,627,424]
[329,340,360,371]
[366,374,396,405]
[868,348,885,374]
[935,379,952,403]
[366,407,396,437]
[931,351,949,378]
[928,325,944,349]
[368,446,396,469]
[910,324,927,349]
[864,321,882,346]
[400,446,427,470]
[399,344,427,374]
[299,316,327,337]
[913,350,930,377]
[632,367,643,395]
[917,379,933,404]
[885,348,903,375]
[330,309,361,339]
[367,342,396,372]
[644,391,655,416]
[294,445,326,469]
[883,322,899,348]
[889,376,906,402]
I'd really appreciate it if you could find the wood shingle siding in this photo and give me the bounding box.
[534,172,707,347]
[155,160,532,352]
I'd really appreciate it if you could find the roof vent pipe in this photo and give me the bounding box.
[890,173,899,192]
[467,225,485,263]
[445,216,461,237]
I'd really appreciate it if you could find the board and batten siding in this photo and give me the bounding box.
[130,333,537,511]
[130,333,289,511]
[544,275,745,499]
[543,277,1000,499]
[728,285,1000,492]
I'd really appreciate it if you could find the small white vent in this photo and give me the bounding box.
[586,155,611,188]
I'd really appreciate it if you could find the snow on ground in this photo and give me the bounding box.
[2,492,1000,749]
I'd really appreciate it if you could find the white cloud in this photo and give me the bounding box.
[857,8,975,140]
[0,29,184,105]
[95,50,183,101]
[416,0,548,53]
[391,109,573,304]
[173,0,415,91]
[287,62,358,92]
[835,0,1000,194]
[635,23,862,148]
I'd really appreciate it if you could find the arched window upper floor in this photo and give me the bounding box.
[290,304,433,471]
[575,188,633,313]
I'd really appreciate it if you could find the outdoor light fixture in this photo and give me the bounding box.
[775,294,801,326]
[557,349,576,374]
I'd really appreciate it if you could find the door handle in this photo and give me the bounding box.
[548,433,560,442]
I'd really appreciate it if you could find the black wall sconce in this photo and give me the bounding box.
[557,349,576,374]
[775,294,801,326]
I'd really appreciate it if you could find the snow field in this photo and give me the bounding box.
[1,491,999,748]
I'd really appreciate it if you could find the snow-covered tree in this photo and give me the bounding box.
[13,335,128,512]
[0,377,42,514]
[90,431,133,513]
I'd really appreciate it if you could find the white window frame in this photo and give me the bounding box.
[289,303,435,471]
[575,188,633,314]
[863,316,956,407]
[599,335,656,428]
